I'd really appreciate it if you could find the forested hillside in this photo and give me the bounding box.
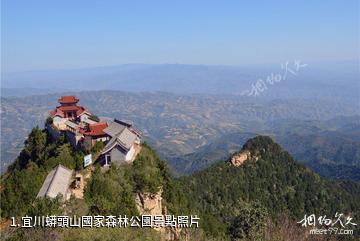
[179,136,360,240]
[0,127,199,241]
[1,125,360,240]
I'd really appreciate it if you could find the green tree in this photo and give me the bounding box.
[16,127,46,169]
[228,202,268,240]
[28,196,62,216]
[91,141,104,155]
[85,166,138,216]
[131,146,163,194]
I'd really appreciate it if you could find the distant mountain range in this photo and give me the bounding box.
[2,62,359,101]
[1,90,359,182]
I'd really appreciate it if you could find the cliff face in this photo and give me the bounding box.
[230,150,260,167]
[230,150,250,166]
[135,189,163,216]
[135,189,184,240]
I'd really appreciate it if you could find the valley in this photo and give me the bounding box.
[1,91,359,181]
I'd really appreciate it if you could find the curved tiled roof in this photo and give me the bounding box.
[81,122,108,136]
[50,106,89,118]
[58,96,79,104]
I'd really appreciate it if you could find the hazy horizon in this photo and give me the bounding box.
[2,0,359,73]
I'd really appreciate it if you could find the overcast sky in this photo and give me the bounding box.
[1,0,359,72]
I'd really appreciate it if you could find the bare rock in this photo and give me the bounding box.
[135,188,163,216]
[230,150,251,166]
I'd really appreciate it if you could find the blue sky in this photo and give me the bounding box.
[1,0,359,72]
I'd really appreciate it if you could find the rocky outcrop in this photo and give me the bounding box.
[135,189,163,216]
[230,150,259,167]
[230,150,250,166]
[135,189,186,240]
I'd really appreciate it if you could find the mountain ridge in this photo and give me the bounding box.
[1,127,359,240]
[179,136,360,239]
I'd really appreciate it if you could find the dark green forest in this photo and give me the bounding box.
[1,129,359,240]
[179,136,360,240]
[0,127,195,241]
[0,127,85,218]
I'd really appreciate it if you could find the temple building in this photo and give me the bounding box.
[47,95,141,167]
[100,119,141,166]
[81,122,110,150]
[50,96,92,130]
